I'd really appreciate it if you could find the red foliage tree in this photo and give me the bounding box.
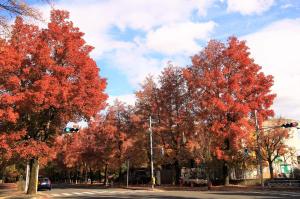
[135,65,194,185]
[58,101,139,185]
[260,118,291,179]
[184,37,276,185]
[0,10,106,194]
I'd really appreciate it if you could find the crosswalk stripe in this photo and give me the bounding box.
[82,191,95,195]
[72,192,82,195]
[92,191,106,194]
[49,189,148,197]
[94,191,105,193]
[61,193,72,196]
[50,194,61,197]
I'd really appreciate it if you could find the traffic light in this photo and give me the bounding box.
[281,122,298,128]
[64,127,79,133]
[244,148,249,156]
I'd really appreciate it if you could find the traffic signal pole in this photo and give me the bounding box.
[149,116,154,189]
[254,110,264,188]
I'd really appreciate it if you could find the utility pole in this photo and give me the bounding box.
[254,110,264,188]
[149,116,154,189]
[24,161,30,193]
[126,159,129,188]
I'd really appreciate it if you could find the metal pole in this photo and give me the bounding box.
[126,160,129,188]
[149,116,154,189]
[254,110,264,188]
[25,161,30,193]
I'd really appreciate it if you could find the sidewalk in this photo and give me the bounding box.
[121,184,300,192]
[0,183,48,199]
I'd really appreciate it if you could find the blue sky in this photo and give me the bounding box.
[31,0,300,120]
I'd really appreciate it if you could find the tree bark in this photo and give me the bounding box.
[89,167,93,184]
[118,166,122,183]
[104,164,108,186]
[173,159,181,185]
[223,161,230,186]
[268,160,274,179]
[27,158,39,195]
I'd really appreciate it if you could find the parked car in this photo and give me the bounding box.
[38,177,52,191]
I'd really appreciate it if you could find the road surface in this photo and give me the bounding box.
[37,185,300,199]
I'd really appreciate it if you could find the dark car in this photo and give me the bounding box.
[38,177,52,191]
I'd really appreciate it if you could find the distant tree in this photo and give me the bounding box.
[156,65,193,184]
[0,10,107,194]
[136,65,194,185]
[260,119,291,179]
[184,37,276,185]
[0,0,48,35]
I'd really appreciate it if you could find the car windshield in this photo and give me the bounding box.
[39,178,49,182]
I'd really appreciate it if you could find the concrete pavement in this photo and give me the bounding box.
[1,183,300,199]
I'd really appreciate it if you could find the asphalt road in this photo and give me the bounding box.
[37,185,300,199]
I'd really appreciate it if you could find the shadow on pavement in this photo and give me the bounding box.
[60,195,196,199]
[210,191,300,199]
[52,184,110,190]
[0,183,18,197]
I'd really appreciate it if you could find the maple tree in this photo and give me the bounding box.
[0,9,106,194]
[184,37,276,185]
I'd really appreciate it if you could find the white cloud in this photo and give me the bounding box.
[33,0,218,88]
[146,21,216,55]
[108,94,136,106]
[243,18,300,120]
[107,42,163,87]
[281,3,293,9]
[227,0,275,15]
[36,0,216,56]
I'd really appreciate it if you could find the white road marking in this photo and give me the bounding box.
[94,190,105,193]
[237,191,300,198]
[61,193,72,196]
[82,191,95,195]
[72,192,82,195]
[49,189,149,197]
[50,193,61,197]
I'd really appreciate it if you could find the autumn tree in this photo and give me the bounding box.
[0,10,106,194]
[104,101,138,183]
[156,65,194,184]
[58,101,140,185]
[184,37,276,185]
[260,118,291,179]
[135,65,195,185]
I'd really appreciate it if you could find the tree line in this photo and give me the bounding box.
[0,8,294,194]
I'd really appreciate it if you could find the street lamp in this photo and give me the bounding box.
[254,110,264,188]
[148,116,155,189]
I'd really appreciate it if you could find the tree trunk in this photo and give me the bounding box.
[104,164,108,186]
[223,161,230,186]
[98,169,101,183]
[89,167,93,184]
[268,160,274,179]
[118,166,122,184]
[27,158,39,195]
[84,163,88,184]
[206,166,212,190]
[75,169,78,184]
[173,159,180,185]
